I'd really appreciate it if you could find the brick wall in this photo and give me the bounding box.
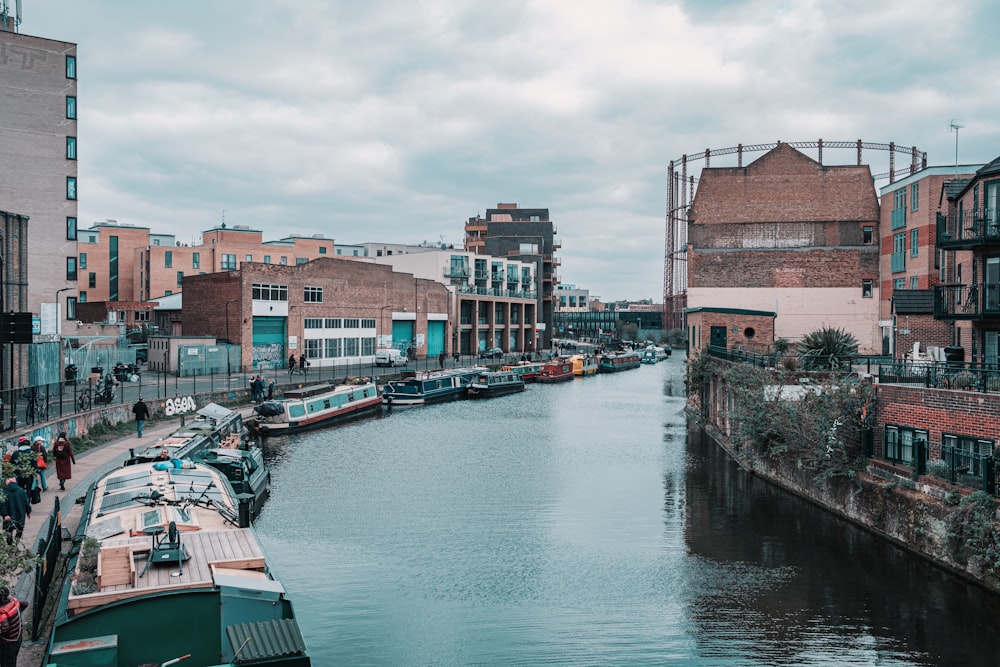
[690,246,878,288]
[875,384,1000,460]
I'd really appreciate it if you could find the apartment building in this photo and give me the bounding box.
[877,165,982,359]
[934,155,1000,366]
[0,19,78,325]
[686,144,881,354]
[464,203,560,349]
[77,222,337,301]
[371,247,538,355]
[182,257,450,370]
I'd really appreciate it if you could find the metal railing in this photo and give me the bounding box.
[877,360,1000,394]
[940,445,996,495]
[934,282,1000,318]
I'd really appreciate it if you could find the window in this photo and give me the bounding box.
[361,318,375,329]
[164,251,172,268]
[911,182,919,211]
[152,239,160,246]
[66,136,77,160]
[304,286,323,303]
[246,254,253,263]
[88,272,96,288]
[361,337,376,355]
[891,189,906,229]
[305,339,321,359]
[251,283,288,301]
[176,271,184,288]
[910,228,919,257]
[325,338,342,358]
[135,310,150,322]
[319,247,327,254]
[304,318,324,329]
[192,252,200,269]
[344,337,359,356]
[942,434,994,477]
[910,276,919,289]
[325,318,341,328]
[280,256,288,265]
[65,55,76,79]
[884,425,927,465]
[66,297,77,319]
[894,278,906,290]
[263,255,271,264]
[66,96,76,119]
[66,217,77,240]
[66,177,77,200]
[891,232,906,273]
[165,290,172,295]
[343,318,360,328]
[296,258,308,265]
[78,292,86,303]
[66,257,77,280]
[861,280,873,298]
[221,253,237,270]
[79,252,87,269]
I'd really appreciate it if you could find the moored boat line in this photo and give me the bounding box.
[598,350,642,373]
[536,358,575,383]
[381,367,481,405]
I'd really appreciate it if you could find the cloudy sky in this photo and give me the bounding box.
[20,0,1000,301]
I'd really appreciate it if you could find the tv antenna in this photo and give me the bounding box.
[949,120,964,167]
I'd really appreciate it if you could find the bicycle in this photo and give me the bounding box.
[77,387,93,412]
[22,389,48,423]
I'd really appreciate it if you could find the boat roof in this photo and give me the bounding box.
[283,381,375,399]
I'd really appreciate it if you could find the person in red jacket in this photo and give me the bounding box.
[0,585,27,667]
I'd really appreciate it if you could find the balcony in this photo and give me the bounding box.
[934,282,1000,320]
[444,266,470,279]
[937,210,1000,249]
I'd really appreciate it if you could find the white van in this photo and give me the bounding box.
[375,348,408,367]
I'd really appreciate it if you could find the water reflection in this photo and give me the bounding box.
[252,359,1000,666]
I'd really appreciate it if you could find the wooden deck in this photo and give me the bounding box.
[70,526,265,612]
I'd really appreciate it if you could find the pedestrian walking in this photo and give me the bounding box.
[30,436,47,491]
[0,478,29,544]
[132,397,150,438]
[439,351,445,369]
[267,379,275,400]
[51,432,75,491]
[288,354,297,375]
[0,585,28,667]
[251,376,263,403]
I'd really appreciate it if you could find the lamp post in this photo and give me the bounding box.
[225,299,238,375]
[55,286,72,336]
[379,305,394,350]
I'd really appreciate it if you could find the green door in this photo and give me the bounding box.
[392,321,414,352]
[427,321,445,356]
[252,316,287,370]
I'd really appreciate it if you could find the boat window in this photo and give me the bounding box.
[289,404,306,418]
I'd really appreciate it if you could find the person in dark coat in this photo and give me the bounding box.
[132,397,150,437]
[0,478,30,543]
[0,585,28,667]
[51,432,75,491]
[288,354,297,374]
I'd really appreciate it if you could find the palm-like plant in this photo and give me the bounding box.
[797,327,858,370]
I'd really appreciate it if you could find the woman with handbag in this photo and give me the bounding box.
[30,437,47,492]
[51,433,75,492]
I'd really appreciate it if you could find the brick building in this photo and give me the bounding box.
[0,21,78,324]
[464,203,560,349]
[687,144,881,353]
[876,165,982,360]
[77,222,337,302]
[182,258,451,371]
[935,154,1000,366]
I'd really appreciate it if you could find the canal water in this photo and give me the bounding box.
[254,360,1000,666]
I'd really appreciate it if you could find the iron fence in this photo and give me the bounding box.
[31,495,62,641]
[877,361,1000,394]
[940,445,996,495]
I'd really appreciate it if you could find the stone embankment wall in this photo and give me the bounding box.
[693,412,1000,594]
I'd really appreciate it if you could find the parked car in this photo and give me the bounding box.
[479,347,504,360]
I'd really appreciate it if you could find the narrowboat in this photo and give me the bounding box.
[247,381,382,436]
[125,403,270,518]
[599,351,642,372]
[499,360,546,382]
[569,354,599,377]
[467,370,526,399]
[45,461,310,666]
[536,358,575,383]
[381,368,480,406]
[640,346,670,364]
